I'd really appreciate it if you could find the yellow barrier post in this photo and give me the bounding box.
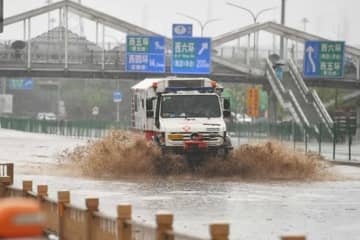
[0,163,14,186]
[37,185,48,200]
[156,213,174,240]
[85,198,99,240]
[22,180,33,197]
[117,204,132,240]
[210,223,229,240]
[281,236,306,240]
[6,163,14,185]
[57,191,70,239]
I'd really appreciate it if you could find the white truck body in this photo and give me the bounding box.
[131,77,231,154]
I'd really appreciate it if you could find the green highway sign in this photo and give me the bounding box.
[303,41,345,78]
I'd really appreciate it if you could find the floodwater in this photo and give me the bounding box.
[1,129,360,239]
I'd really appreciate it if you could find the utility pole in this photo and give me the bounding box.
[280,0,286,59]
[0,0,4,33]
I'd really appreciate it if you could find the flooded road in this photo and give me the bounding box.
[2,129,360,239]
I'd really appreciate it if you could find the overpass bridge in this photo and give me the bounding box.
[1,0,360,136]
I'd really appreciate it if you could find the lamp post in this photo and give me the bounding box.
[227,1,275,59]
[301,17,309,32]
[176,12,221,37]
[280,0,286,59]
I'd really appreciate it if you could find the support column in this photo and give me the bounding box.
[280,0,286,59]
[23,19,26,41]
[64,6,68,70]
[58,8,63,27]
[102,24,105,71]
[246,34,250,65]
[96,21,99,45]
[272,30,276,54]
[267,89,278,123]
[27,18,31,69]
[284,38,288,60]
[356,57,360,80]
[255,31,260,60]
[356,105,360,142]
[236,38,240,57]
[295,40,299,62]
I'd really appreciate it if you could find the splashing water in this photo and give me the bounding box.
[61,130,330,180]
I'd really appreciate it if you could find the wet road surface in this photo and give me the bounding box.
[2,129,360,239]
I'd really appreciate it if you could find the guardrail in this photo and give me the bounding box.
[0,117,128,139]
[0,163,307,240]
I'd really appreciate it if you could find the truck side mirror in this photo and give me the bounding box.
[223,98,230,110]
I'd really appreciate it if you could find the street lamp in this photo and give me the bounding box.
[227,2,275,23]
[227,1,275,59]
[176,12,221,37]
[301,17,309,32]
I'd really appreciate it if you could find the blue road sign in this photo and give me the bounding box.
[171,37,211,74]
[303,41,345,78]
[113,91,122,103]
[8,78,33,90]
[126,36,165,73]
[172,24,192,38]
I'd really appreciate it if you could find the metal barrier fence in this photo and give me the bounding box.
[0,117,128,138]
[228,121,360,162]
[0,163,307,240]
[1,116,359,162]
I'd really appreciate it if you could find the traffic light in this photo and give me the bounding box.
[0,0,3,33]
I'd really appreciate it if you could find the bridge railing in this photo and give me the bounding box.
[0,164,308,240]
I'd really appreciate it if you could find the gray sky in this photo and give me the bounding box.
[2,0,360,46]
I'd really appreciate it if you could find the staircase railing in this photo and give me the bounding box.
[288,57,333,137]
[265,58,310,127]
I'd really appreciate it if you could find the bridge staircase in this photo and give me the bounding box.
[265,57,334,138]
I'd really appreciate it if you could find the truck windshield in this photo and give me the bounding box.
[161,95,221,118]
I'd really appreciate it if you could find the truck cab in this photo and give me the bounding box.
[131,77,232,158]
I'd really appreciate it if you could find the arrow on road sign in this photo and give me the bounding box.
[306,45,316,73]
[155,41,164,50]
[198,42,209,55]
